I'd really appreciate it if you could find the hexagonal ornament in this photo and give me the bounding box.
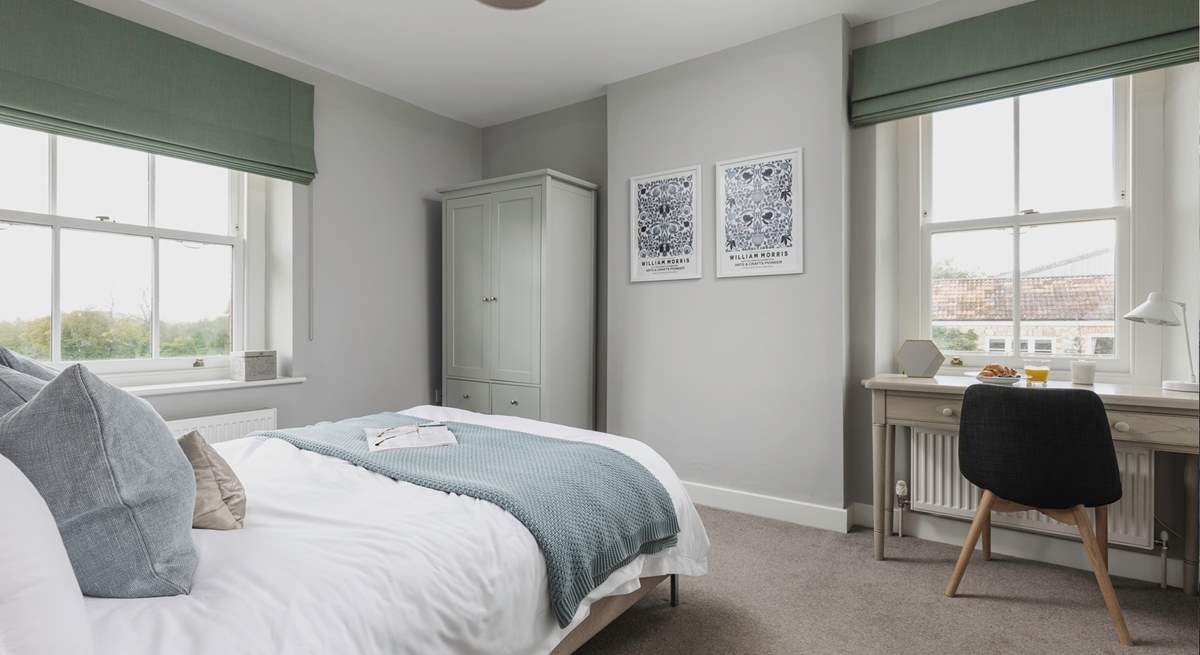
[896,339,944,378]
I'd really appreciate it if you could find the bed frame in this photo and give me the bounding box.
[551,575,678,655]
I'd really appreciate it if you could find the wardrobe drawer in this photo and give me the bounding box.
[887,393,963,427]
[491,383,540,421]
[445,378,490,414]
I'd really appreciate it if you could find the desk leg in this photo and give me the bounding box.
[872,422,887,560]
[884,424,896,537]
[1185,454,1198,596]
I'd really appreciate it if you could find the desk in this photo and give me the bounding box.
[863,374,1200,595]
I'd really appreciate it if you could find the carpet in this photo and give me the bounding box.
[578,506,1199,654]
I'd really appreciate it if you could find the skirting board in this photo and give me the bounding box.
[850,503,1190,590]
[682,481,849,534]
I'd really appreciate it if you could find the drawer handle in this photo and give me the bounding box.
[1113,421,1130,433]
[462,394,470,400]
[510,400,519,406]
[940,407,955,417]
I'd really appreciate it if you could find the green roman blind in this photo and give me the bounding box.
[0,0,316,183]
[850,0,1199,127]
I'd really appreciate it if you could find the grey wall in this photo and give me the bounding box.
[605,16,851,508]
[481,97,609,428]
[87,0,481,428]
[482,96,607,183]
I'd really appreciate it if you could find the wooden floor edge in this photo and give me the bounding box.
[550,575,670,655]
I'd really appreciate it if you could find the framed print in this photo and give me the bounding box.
[715,148,803,278]
[629,165,702,282]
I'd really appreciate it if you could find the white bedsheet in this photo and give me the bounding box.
[84,406,709,655]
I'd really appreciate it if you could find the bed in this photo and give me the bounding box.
[83,405,710,655]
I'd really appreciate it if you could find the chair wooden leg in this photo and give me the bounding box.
[945,489,996,597]
[1073,506,1132,646]
[1095,505,1109,571]
[982,510,992,561]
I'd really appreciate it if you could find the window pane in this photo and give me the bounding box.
[1019,219,1116,358]
[159,241,232,358]
[56,137,148,225]
[0,224,51,359]
[154,156,231,235]
[931,98,1015,221]
[930,228,1014,354]
[1019,80,1115,212]
[0,125,49,214]
[61,230,152,360]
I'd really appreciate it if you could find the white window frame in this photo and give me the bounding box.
[916,77,1133,374]
[0,133,251,385]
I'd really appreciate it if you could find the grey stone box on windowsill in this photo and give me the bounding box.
[896,339,945,378]
[231,351,277,382]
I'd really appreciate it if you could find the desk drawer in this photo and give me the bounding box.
[887,394,963,427]
[1107,411,1198,450]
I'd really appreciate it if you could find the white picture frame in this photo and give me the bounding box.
[629,165,702,282]
[715,148,803,278]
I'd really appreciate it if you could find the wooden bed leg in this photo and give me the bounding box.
[670,574,678,607]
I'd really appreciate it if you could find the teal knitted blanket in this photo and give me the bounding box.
[253,413,680,627]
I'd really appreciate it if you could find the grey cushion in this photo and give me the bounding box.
[0,346,59,381]
[0,365,47,415]
[178,431,246,530]
[0,364,197,597]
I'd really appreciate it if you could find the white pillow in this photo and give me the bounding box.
[0,454,94,655]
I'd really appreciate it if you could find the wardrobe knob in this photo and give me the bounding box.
[510,400,519,406]
[1113,421,1130,433]
[462,394,470,400]
[940,407,955,417]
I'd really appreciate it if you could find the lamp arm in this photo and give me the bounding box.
[1173,301,1197,383]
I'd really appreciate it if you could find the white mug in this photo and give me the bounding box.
[1071,360,1096,385]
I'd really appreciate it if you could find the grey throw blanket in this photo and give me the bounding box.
[253,413,680,627]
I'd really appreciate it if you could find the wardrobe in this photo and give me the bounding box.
[438,170,596,430]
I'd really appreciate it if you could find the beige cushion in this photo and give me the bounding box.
[178,431,246,530]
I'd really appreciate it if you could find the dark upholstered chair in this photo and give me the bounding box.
[945,384,1130,646]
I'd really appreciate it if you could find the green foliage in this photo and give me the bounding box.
[0,316,51,360]
[161,316,231,357]
[0,311,228,361]
[932,326,979,352]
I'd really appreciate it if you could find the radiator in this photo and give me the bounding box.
[165,409,278,444]
[909,429,1155,549]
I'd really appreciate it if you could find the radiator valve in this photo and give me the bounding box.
[895,480,911,537]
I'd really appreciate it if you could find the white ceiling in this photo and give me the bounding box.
[122,0,940,127]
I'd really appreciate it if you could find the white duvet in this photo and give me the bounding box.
[84,406,709,655]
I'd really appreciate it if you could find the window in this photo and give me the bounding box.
[922,78,1129,370]
[1091,335,1115,356]
[0,125,247,379]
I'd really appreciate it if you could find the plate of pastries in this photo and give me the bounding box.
[973,363,1023,384]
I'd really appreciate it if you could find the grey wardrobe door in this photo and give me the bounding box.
[491,186,542,384]
[444,194,492,381]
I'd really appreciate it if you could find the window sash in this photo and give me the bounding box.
[0,136,245,375]
[916,78,1131,373]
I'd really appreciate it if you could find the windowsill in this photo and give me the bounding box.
[124,376,306,398]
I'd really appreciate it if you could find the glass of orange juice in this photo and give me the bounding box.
[1024,360,1050,384]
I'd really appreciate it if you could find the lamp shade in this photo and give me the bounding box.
[1123,292,1181,326]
